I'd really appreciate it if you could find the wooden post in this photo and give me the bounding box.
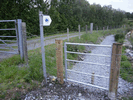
[22,22,28,64]
[78,25,80,39]
[67,28,69,41]
[56,39,64,84]
[91,72,95,84]
[109,43,122,100]
[86,25,87,34]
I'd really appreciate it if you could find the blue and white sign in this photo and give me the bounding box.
[43,15,52,26]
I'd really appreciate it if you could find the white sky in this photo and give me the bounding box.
[87,0,133,13]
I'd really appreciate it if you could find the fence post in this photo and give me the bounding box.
[103,27,105,31]
[107,26,108,31]
[97,26,98,32]
[22,22,28,64]
[109,43,122,100]
[86,25,87,34]
[79,25,80,39]
[67,28,69,41]
[90,23,93,34]
[17,19,24,60]
[56,39,64,84]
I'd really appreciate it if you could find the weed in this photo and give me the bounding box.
[88,51,91,53]
[17,84,22,89]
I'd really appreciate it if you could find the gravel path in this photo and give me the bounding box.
[67,35,133,97]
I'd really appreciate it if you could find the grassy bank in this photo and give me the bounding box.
[0,28,125,99]
[114,27,133,83]
[120,47,133,82]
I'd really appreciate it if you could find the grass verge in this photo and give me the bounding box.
[114,27,133,82]
[120,46,133,82]
[0,28,126,99]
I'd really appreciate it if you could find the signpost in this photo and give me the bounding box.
[39,11,52,84]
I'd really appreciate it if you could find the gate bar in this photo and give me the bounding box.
[67,69,109,78]
[0,51,18,54]
[64,42,68,81]
[66,42,112,47]
[67,79,108,90]
[0,20,16,22]
[0,36,17,37]
[15,20,20,54]
[67,59,110,66]
[0,47,10,49]
[0,44,17,46]
[66,51,111,57]
[0,40,17,42]
[0,28,16,30]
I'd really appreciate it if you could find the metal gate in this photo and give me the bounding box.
[64,42,112,90]
[0,19,23,59]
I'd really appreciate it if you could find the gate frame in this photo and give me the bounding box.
[0,19,24,60]
[64,42,122,99]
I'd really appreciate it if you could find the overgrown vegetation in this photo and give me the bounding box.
[114,27,133,82]
[114,33,125,43]
[120,46,133,82]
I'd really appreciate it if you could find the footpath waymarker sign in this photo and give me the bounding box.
[43,15,52,26]
[39,11,52,84]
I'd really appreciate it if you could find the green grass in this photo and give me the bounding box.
[120,46,133,82]
[121,97,133,100]
[0,28,127,99]
[114,27,133,82]
[27,30,82,41]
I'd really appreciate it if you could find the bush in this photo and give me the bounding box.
[115,33,125,42]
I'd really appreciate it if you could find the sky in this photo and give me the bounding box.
[87,0,133,13]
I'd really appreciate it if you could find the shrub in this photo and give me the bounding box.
[115,33,125,42]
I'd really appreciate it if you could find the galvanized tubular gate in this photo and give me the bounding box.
[0,20,19,55]
[64,42,112,90]
[0,19,24,60]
